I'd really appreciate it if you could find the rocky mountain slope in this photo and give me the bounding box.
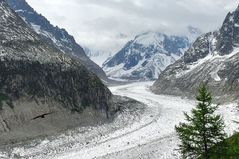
[0,0,118,144]
[6,0,108,81]
[152,6,239,101]
[103,32,190,80]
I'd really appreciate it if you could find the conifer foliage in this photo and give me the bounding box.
[175,84,226,159]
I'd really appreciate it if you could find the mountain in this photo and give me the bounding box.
[103,32,190,80]
[152,6,239,101]
[0,0,117,144]
[84,47,112,67]
[6,0,108,81]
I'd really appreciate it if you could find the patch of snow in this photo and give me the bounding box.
[29,23,63,49]
[30,23,41,34]
[210,65,222,82]
[235,23,239,27]
[211,72,221,82]
[15,9,24,13]
[176,47,239,78]
[176,53,213,78]
[229,15,234,22]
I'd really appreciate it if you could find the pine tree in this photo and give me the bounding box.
[175,84,226,159]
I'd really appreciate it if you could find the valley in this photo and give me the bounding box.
[1,82,238,159]
[0,0,238,158]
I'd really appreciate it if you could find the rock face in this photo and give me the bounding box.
[6,0,108,81]
[103,32,190,80]
[152,6,239,101]
[0,0,113,144]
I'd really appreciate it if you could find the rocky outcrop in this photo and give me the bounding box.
[152,6,239,102]
[0,0,115,144]
[216,7,239,55]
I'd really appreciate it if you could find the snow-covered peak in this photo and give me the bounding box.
[103,32,190,80]
[133,32,165,46]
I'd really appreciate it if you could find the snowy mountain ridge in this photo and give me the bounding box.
[152,6,239,101]
[6,0,108,80]
[103,31,192,80]
[86,27,202,70]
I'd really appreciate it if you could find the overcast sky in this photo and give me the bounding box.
[26,0,238,52]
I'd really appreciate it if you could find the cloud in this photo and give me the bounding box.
[26,0,238,52]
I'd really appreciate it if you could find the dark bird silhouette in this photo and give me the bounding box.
[32,112,53,120]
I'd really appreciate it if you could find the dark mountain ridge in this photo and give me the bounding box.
[6,0,108,81]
